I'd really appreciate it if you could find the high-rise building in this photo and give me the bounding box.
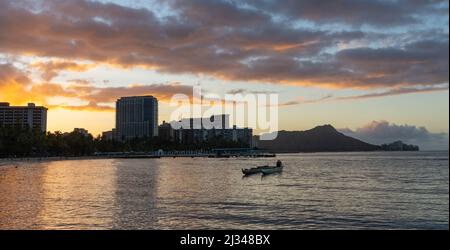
[116,96,158,140]
[0,102,47,132]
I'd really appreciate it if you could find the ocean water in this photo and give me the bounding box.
[0,151,448,229]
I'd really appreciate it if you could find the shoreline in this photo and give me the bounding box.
[0,156,112,164]
[0,154,272,164]
[1,150,447,165]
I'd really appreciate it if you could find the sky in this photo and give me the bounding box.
[0,0,448,150]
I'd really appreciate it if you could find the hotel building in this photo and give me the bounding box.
[116,96,158,141]
[159,114,253,146]
[0,102,47,132]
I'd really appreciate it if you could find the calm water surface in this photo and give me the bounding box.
[0,152,448,229]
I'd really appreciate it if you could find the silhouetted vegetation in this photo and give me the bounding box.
[0,127,249,158]
[380,141,419,151]
[0,127,95,157]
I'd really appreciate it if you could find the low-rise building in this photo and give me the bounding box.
[168,115,253,146]
[102,129,117,141]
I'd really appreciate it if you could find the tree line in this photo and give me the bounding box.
[0,127,249,158]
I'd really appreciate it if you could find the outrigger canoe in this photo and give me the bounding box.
[260,166,283,175]
[242,165,284,175]
[242,165,271,175]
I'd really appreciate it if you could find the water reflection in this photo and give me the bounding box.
[112,159,160,229]
[36,160,117,229]
[0,162,45,229]
[0,151,448,229]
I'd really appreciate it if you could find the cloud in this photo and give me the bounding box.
[47,102,114,112]
[0,63,31,87]
[339,121,449,150]
[277,85,449,107]
[32,61,93,81]
[334,40,449,88]
[0,63,195,111]
[169,0,272,27]
[0,63,35,104]
[75,83,194,104]
[335,85,449,101]
[0,0,447,90]
[278,94,334,106]
[249,0,448,27]
[226,88,277,95]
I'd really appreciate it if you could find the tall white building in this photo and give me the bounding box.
[115,96,158,141]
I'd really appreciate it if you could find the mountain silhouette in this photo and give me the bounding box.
[258,124,381,152]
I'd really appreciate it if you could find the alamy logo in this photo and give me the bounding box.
[169,86,279,140]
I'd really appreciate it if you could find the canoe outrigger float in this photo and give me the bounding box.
[242,160,284,175]
[260,166,283,175]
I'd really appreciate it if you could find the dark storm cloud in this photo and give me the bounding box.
[0,0,448,89]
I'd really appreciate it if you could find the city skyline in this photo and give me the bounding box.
[0,0,448,150]
[0,0,449,235]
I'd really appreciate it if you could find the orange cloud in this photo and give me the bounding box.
[32,61,94,81]
[0,63,195,111]
[0,63,35,104]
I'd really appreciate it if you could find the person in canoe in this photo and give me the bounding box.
[259,160,284,175]
[276,160,283,168]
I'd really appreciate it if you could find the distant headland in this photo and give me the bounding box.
[257,125,419,153]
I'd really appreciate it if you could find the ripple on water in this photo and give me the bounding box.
[0,152,448,229]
